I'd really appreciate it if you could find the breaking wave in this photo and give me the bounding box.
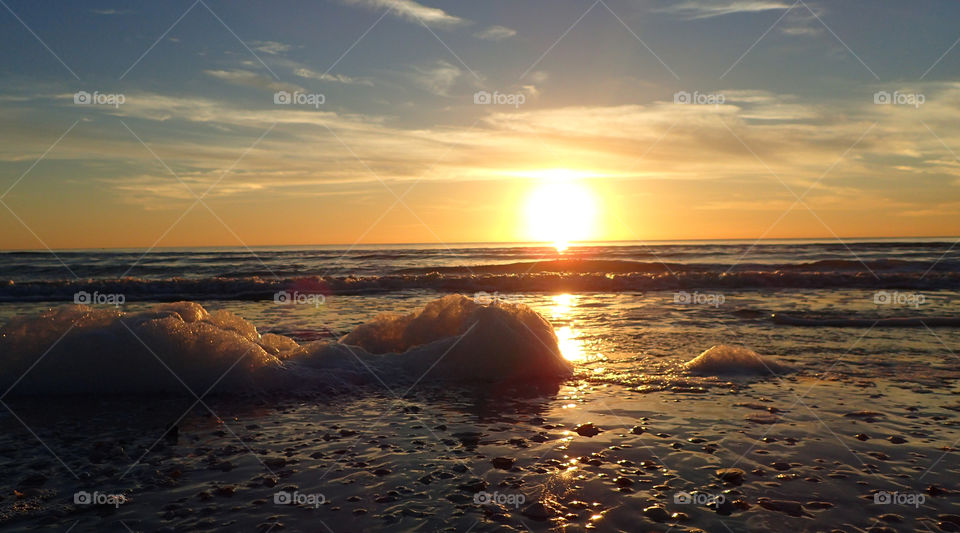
[0,295,572,395]
[1,268,958,303]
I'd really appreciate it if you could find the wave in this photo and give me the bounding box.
[772,314,960,327]
[394,258,955,275]
[0,295,572,395]
[1,269,958,302]
[684,345,793,375]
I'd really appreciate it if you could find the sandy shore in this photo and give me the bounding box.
[1,374,958,532]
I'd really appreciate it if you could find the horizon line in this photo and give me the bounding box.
[1,235,958,253]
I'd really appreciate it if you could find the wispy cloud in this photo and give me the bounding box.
[474,25,517,41]
[90,8,133,15]
[204,69,303,93]
[341,0,465,27]
[780,8,824,37]
[5,84,960,233]
[413,60,462,96]
[294,68,374,86]
[656,1,791,20]
[251,40,294,55]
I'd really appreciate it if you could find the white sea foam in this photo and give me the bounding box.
[0,295,571,395]
[684,344,792,376]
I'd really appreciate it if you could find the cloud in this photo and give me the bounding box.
[294,68,374,86]
[413,61,462,96]
[781,25,823,36]
[521,85,540,99]
[474,25,517,41]
[6,84,960,226]
[527,71,549,84]
[90,8,133,15]
[341,0,465,27]
[779,7,826,37]
[251,41,294,55]
[656,1,792,19]
[204,69,303,93]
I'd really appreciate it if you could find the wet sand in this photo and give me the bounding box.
[2,375,958,532]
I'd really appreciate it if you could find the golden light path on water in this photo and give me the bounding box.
[548,294,602,366]
[538,299,610,528]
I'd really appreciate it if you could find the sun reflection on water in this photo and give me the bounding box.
[556,326,585,362]
[550,294,591,362]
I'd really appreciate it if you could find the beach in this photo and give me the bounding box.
[0,242,958,532]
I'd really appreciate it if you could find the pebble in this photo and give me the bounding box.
[757,498,806,517]
[458,479,487,493]
[805,501,833,509]
[263,457,286,469]
[927,484,953,496]
[715,468,746,485]
[575,423,601,437]
[643,505,671,522]
[521,502,551,521]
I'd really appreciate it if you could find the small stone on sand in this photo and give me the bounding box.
[575,423,601,437]
[715,468,746,485]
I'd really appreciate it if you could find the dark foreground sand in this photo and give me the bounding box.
[1,375,958,532]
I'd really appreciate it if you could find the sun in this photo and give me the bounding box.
[525,172,597,252]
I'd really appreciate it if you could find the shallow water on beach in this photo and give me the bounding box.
[1,288,959,531]
[2,377,958,532]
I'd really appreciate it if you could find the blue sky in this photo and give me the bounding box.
[1,0,960,248]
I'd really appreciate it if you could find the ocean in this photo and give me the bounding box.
[0,239,958,531]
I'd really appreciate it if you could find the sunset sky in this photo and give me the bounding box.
[2,0,960,249]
